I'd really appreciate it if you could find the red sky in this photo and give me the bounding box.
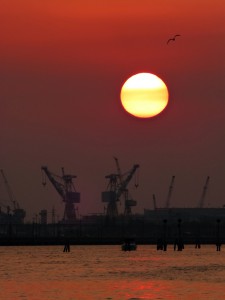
[0,0,225,221]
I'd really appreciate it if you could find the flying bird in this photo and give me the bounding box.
[167,34,181,45]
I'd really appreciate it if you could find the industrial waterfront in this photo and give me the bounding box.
[0,211,225,247]
[1,163,225,246]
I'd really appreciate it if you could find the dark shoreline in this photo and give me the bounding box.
[0,216,223,247]
[0,237,219,246]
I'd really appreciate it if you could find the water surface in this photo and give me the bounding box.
[0,245,225,299]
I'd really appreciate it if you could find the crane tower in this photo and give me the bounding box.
[113,157,139,215]
[102,162,139,218]
[41,166,80,223]
[102,173,119,218]
[165,176,175,209]
[198,176,210,208]
[0,169,26,223]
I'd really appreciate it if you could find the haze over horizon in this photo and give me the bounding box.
[0,0,225,221]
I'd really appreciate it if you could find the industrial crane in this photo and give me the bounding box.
[1,169,19,210]
[114,158,139,215]
[0,201,11,215]
[102,173,120,218]
[198,176,210,208]
[102,162,139,218]
[41,166,80,223]
[113,157,123,184]
[114,156,128,214]
[0,169,26,223]
[165,176,175,209]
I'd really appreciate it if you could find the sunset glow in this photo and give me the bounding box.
[0,0,224,220]
[120,73,169,118]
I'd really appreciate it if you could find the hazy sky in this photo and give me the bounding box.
[0,0,225,221]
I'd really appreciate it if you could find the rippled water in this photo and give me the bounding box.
[0,245,225,299]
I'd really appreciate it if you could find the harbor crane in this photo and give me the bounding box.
[1,169,19,210]
[165,176,175,209]
[102,162,139,218]
[102,173,120,218]
[113,157,139,215]
[41,166,80,223]
[0,169,26,223]
[113,157,123,184]
[198,176,210,208]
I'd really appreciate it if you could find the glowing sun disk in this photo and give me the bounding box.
[120,73,169,118]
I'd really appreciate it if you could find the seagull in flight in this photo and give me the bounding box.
[167,34,181,45]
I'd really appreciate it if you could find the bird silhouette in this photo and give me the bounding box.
[167,34,181,45]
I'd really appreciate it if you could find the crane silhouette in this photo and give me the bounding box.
[167,34,181,45]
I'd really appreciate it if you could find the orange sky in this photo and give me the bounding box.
[1,0,224,71]
[0,0,225,220]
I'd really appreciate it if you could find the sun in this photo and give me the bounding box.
[120,73,169,118]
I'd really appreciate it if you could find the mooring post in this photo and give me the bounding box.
[63,240,70,252]
[216,219,221,251]
[195,222,201,249]
[163,219,167,251]
[177,218,184,251]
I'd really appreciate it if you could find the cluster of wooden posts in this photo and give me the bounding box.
[156,218,222,252]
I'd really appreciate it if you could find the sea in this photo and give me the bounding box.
[0,245,225,299]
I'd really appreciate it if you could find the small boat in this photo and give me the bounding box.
[121,239,137,251]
